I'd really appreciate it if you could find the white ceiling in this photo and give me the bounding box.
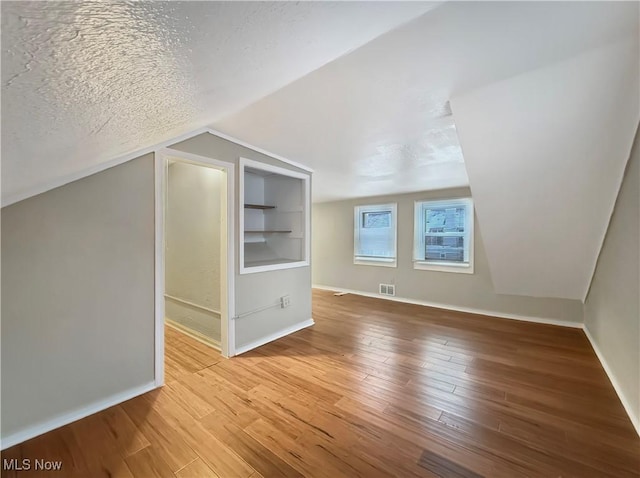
[2,1,638,302]
[452,37,639,300]
[1,1,437,205]
[214,1,639,203]
[211,1,638,301]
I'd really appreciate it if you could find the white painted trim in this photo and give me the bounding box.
[240,260,309,275]
[583,325,640,437]
[303,168,312,273]
[0,381,157,450]
[413,197,475,275]
[239,158,246,275]
[354,203,398,268]
[239,157,311,275]
[2,127,210,208]
[205,127,314,173]
[165,319,221,351]
[165,294,221,317]
[222,151,236,358]
[2,125,316,208]
[155,148,236,363]
[312,284,583,329]
[235,318,315,356]
[413,261,474,274]
[240,156,311,180]
[154,154,166,386]
[354,259,397,268]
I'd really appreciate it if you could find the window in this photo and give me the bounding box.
[414,198,474,273]
[354,203,397,267]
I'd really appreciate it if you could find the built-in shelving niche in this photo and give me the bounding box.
[240,158,310,274]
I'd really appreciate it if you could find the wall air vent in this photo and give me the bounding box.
[379,284,395,296]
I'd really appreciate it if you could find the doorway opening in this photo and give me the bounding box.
[154,148,235,386]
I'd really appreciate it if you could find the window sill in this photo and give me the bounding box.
[413,261,474,274]
[354,258,397,268]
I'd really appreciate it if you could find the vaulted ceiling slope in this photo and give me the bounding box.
[451,37,639,301]
[3,2,637,303]
[213,1,638,203]
[1,1,437,206]
[214,1,638,302]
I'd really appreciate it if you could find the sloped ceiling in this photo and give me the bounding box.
[2,1,638,303]
[214,1,638,203]
[210,1,638,302]
[451,37,639,300]
[1,1,437,205]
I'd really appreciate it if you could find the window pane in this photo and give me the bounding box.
[425,207,465,233]
[414,198,473,271]
[363,211,391,228]
[355,205,396,261]
[425,235,465,262]
[358,226,394,257]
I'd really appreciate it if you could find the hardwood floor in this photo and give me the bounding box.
[2,289,639,477]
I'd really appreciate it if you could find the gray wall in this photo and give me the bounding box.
[170,133,312,349]
[313,187,583,323]
[584,125,639,432]
[1,155,155,440]
[165,162,223,343]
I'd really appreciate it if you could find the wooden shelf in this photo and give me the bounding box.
[245,230,292,234]
[245,204,276,210]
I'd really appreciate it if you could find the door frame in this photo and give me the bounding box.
[154,148,236,386]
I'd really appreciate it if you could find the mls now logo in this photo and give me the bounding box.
[3,458,63,471]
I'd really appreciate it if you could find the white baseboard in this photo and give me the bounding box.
[235,318,315,356]
[1,381,157,450]
[583,325,640,436]
[312,284,583,329]
[165,318,221,351]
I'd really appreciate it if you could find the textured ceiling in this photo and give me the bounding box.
[1,1,437,205]
[2,1,637,304]
[214,1,639,202]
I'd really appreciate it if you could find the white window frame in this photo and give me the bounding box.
[239,157,310,274]
[413,197,474,274]
[354,203,397,268]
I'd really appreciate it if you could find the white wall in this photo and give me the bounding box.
[452,37,639,301]
[584,125,639,434]
[313,187,584,325]
[1,155,155,444]
[165,162,223,343]
[169,133,313,350]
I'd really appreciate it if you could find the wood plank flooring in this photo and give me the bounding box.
[2,289,639,477]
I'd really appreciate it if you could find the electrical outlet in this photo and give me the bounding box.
[280,295,291,308]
